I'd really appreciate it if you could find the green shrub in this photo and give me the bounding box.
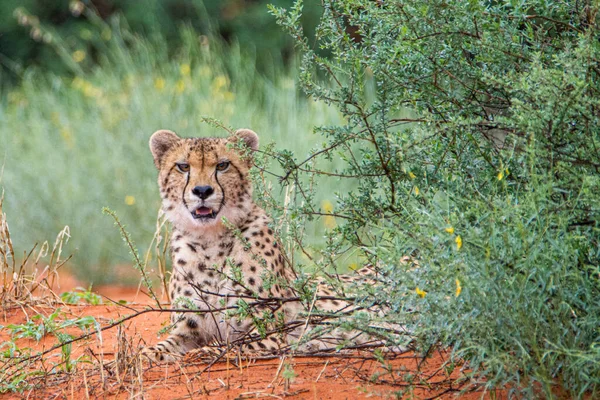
[269,0,600,397]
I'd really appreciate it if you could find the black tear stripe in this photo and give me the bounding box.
[182,147,191,210]
[214,157,226,214]
[163,164,178,187]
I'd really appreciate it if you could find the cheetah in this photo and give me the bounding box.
[142,129,402,363]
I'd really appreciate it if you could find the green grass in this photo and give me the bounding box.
[0,23,346,284]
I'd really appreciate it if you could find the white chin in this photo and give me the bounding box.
[164,204,219,233]
[163,202,249,233]
[191,215,219,225]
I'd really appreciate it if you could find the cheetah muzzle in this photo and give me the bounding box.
[192,206,217,220]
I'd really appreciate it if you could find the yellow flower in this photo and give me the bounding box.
[176,79,185,94]
[322,200,336,229]
[497,170,504,181]
[82,82,102,98]
[125,196,136,206]
[154,77,165,91]
[414,186,420,195]
[73,78,102,98]
[211,75,229,96]
[60,128,74,149]
[213,75,228,90]
[223,91,235,102]
[124,74,137,87]
[322,200,334,214]
[349,263,359,271]
[324,215,337,229]
[455,278,462,297]
[455,235,463,250]
[408,172,416,179]
[415,287,427,298]
[72,77,83,89]
[180,63,191,76]
[445,227,454,234]
[72,50,86,63]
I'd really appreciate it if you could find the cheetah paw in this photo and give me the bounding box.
[186,345,222,361]
[140,346,181,363]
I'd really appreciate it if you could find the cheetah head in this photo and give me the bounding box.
[149,129,259,234]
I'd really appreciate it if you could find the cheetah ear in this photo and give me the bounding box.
[231,129,259,152]
[149,129,180,168]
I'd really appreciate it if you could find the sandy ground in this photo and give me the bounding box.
[0,274,505,399]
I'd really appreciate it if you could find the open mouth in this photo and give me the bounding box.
[192,206,217,220]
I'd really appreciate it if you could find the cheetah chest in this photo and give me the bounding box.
[169,233,239,306]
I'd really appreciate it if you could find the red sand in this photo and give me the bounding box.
[0,275,504,399]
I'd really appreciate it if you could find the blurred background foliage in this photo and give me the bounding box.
[0,0,322,82]
[0,0,343,284]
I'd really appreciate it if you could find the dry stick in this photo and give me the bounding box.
[267,355,286,389]
[315,360,329,382]
[99,293,141,312]
[176,361,195,399]
[82,370,90,400]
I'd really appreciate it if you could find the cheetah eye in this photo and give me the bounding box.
[176,162,190,173]
[216,161,230,172]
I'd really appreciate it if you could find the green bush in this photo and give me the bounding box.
[269,0,600,397]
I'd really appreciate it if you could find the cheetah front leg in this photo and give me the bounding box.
[141,314,207,363]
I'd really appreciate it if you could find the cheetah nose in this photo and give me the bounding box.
[192,185,214,200]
